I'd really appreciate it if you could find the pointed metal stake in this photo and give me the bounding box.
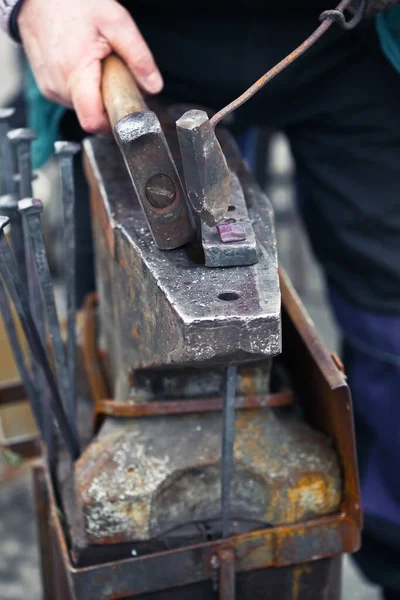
[0,216,79,460]
[0,116,27,286]
[6,129,57,456]
[55,141,81,428]
[7,128,36,199]
[18,198,77,442]
[0,108,16,196]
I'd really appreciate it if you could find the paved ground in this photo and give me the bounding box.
[0,31,382,600]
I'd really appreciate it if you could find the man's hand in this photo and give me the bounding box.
[18,0,163,134]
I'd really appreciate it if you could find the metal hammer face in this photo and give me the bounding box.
[176,110,230,227]
[114,111,195,250]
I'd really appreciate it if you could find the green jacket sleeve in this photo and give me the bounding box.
[376,6,400,75]
[25,64,66,169]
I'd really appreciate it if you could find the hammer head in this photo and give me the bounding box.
[176,110,230,227]
[113,111,195,250]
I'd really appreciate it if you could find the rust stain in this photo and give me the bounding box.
[286,473,339,525]
[331,353,344,373]
[239,369,256,396]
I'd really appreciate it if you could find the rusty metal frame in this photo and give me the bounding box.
[81,292,293,431]
[279,269,362,534]
[34,460,356,600]
[34,268,361,599]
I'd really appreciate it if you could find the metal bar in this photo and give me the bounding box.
[0,108,16,196]
[7,128,36,198]
[0,119,28,286]
[221,365,238,538]
[22,231,55,463]
[210,0,353,127]
[96,392,293,419]
[32,465,56,600]
[218,547,236,600]
[8,129,56,458]
[55,142,80,429]
[8,129,37,289]
[0,216,80,459]
[18,198,77,441]
[0,194,27,287]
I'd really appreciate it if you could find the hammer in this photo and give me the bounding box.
[102,55,195,250]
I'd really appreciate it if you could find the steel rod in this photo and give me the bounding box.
[221,365,238,538]
[210,0,353,127]
[0,216,80,460]
[55,142,80,429]
[19,199,77,441]
[9,129,55,456]
[0,108,16,196]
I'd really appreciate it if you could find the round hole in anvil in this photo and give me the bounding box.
[218,292,240,302]
[228,205,236,211]
[223,218,236,224]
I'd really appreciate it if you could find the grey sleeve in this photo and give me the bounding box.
[0,0,21,36]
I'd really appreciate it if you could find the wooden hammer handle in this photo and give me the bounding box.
[102,54,147,129]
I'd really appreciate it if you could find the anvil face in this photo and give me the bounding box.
[84,126,281,401]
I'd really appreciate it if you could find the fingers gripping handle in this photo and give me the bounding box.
[102,54,147,128]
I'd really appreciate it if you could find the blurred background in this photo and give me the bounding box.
[0,30,380,600]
